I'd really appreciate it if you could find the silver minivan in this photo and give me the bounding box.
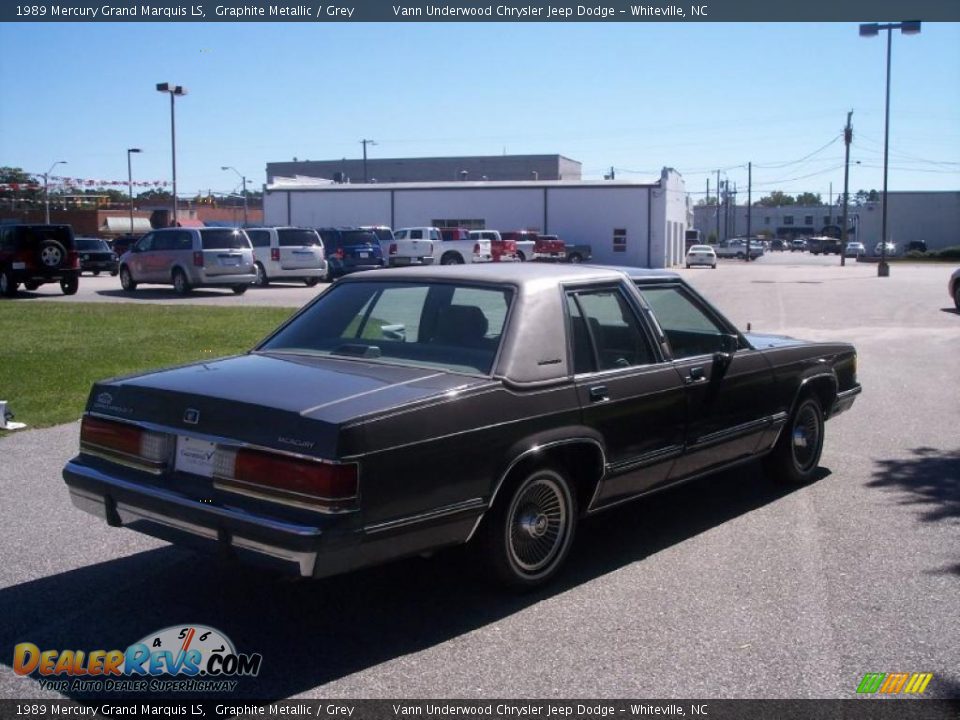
[119,227,256,295]
[244,227,327,287]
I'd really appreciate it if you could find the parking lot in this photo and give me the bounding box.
[1,254,958,700]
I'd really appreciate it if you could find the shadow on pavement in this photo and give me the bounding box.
[96,289,242,300]
[868,447,960,523]
[0,462,812,701]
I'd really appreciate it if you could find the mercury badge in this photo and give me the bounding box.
[183,408,200,425]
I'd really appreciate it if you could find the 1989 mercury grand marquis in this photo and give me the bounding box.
[63,264,861,588]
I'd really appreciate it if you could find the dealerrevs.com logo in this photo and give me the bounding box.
[13,625,262,693]
[856,672,934,694]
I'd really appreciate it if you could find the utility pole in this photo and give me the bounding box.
[715,170,721,243]
[360,139,377,183]
[746,162,752,261]
[841,110,853,267]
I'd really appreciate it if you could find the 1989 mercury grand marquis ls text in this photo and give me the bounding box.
[63,264,861,588]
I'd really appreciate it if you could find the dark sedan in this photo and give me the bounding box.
[62,264,861,588]
[75,237,118,276]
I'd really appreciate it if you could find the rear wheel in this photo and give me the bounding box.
[480,467,577,589]
[764,396,825,484]
[304,277,320,287]
[172,269,191,295]
[92,271,101,276]
[254,262,269,287]
[568,253,583,264]
[440,252,463,266]
[1,269,18,297]
[60,276,79,295]
[232,284,248,295]
[23,281,40,291]
[119,266,137,292]
[954,284,960,311]
[516,251,527,262]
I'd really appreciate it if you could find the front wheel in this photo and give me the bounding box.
[568,253,583,264]
[172,269,191,295]
[764,396,825,484]
[304,277,320,287]
[516,251,527,262]
[232,284,248,295]
[119,266,137,292]
[954,284,960,311]
[480,467,577,590]
[60,276,79,295]
[440,253,463,266]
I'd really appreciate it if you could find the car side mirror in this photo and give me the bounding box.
[713,334,738,376]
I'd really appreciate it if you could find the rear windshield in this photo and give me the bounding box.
[278,229,321,247]
[339,230,377,247]
[259,281,513,376]
[200,229,250,250]
[76,238,108,251]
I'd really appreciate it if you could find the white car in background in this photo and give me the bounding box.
[686,244,717,269]
[245,227,327,287]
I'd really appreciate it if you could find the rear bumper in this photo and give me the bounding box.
[63,459,478,579]
[196,272,257,286]
[387,256,435,267]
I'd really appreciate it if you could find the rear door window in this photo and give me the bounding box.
[246,230,271,248]
[277,229,321,247]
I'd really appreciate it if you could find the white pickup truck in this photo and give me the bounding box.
[387,227,439,266]
[437,228,492,265]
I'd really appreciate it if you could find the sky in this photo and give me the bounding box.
[0,21,958,203]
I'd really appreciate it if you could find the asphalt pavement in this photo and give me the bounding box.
[1,253,958,700]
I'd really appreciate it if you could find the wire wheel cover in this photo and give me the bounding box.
[507,475,569,574]
[792,402,821,471]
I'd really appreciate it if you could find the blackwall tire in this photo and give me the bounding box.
[60,276,79,295]
[254,262,269,287]
[764,396,825,485]
[1,269,18,297]
[481,467,577,590]
[119,266,137,292]
[172,269,191,295]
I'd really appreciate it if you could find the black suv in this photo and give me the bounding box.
[0,224,80,297]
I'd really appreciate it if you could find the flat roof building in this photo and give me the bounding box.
[266,154,582,185]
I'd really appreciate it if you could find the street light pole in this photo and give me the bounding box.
[127,148,142,235]
[841,111,852,267]
[221,166,248,226]
[859,21,921,277]
[44,160,67,224]
[156,83,187,226]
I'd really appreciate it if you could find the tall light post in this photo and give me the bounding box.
[44,160,67,224]
[221,166,248,226]
[859,20,921,277]
[360,139,377,183]
[156,83,188,226]
[127,148,142,235]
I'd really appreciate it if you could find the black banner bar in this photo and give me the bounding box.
[2,0,959,23]
[1,699,960,720]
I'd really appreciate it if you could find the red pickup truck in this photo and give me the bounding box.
[533,234,567,262]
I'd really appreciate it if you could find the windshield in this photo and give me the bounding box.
[76,238,107,251]
[277,229,321,247]
[200,229,250,250]
[260,281,513,375]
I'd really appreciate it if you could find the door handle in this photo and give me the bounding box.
[685,367,706,384]
[588,385,609,403]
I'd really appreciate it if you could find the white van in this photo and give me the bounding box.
[244,227,327,286]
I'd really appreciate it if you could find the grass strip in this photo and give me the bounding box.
[0,303,294,430]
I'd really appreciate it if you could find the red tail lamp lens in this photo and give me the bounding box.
[81,416,142,457]
[233,448,358,501]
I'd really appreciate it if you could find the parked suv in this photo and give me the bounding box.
[118,227,256,295]
[76,237,119,276]
[318,228,384,277]
[245,227,327,287]
[0,223,80,297]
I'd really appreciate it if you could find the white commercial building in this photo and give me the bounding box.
[263,169,689,268]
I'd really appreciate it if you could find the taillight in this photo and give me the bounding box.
[193,251,204,267]
[335,248,344,260]
[80,416,171,471]
[214,447,358,510]
[389,243,397,256]
[68,251,80,269]
[473,242,480,255]
[271,248,280,262]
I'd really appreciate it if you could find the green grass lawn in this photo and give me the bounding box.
[0,303,294,430]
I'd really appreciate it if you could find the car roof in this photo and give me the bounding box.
[339,263,679,286]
